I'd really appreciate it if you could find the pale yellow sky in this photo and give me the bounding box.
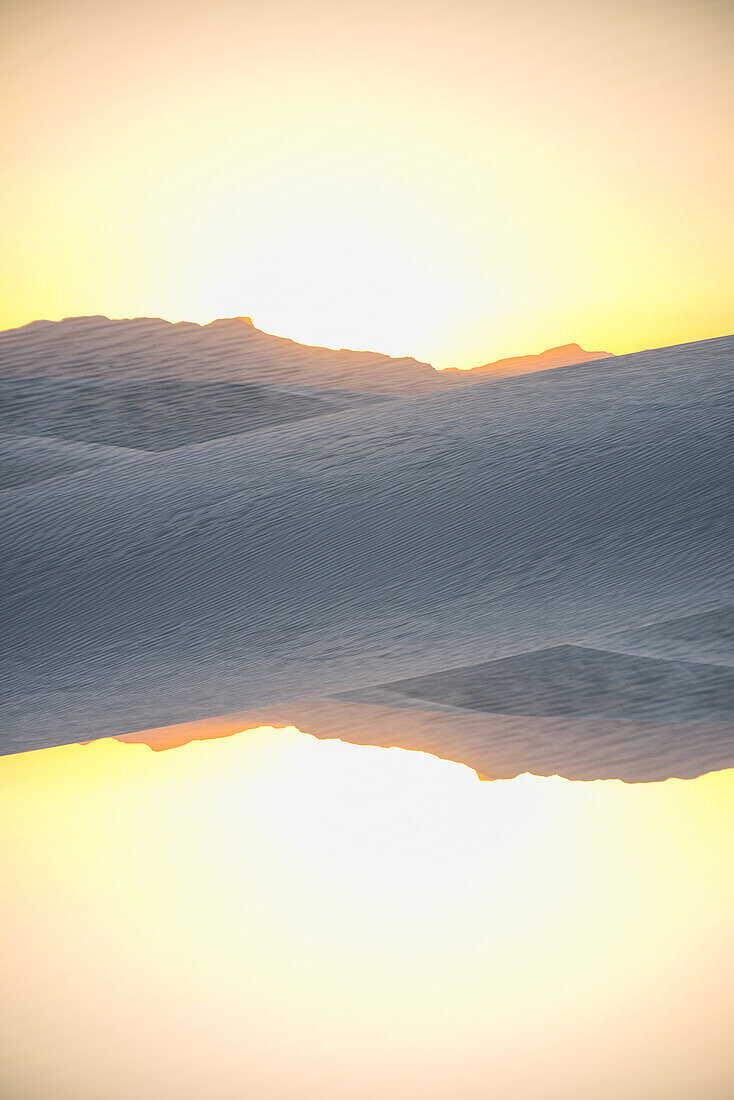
[2,731,734,1099]
[1,0,732,367]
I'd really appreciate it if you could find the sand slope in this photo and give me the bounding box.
[0,315,611,391]
[0,435,140,491]
[0,377,392,454]
[0,315,445,393]
[357,645,734,722]
[1,330,731,777]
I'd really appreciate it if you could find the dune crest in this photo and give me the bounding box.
[0,314,611,391]
[1,327,731,780]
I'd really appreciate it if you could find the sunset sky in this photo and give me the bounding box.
[2,0,732,367]
[3,729,733,1098]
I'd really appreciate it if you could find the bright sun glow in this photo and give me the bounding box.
[1,727,733,1100]
[2,0,732,365]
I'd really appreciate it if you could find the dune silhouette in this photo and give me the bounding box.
[0,315,444,393]
[0,377,391,454]
[444,341,612,377]
[0,320,730,779]
[0,315,610,392]
[372,644,734,722]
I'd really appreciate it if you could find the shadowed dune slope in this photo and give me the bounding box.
[0,378,392,453]
[0,435,141,491]
[601,607,734,666]
[122,700,734,784]
[0,316,446,393]
[0,316,612,391]
[1,335,732,778]
[124,610,734,781]
[367,645,734,721]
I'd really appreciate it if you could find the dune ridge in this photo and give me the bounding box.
[443,341,612,378]
[0,315,611,392]
[1,326,731,779]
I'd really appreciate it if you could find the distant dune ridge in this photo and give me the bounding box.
[0,314,610,392]
[0,315,444,393]
[0,316,732,781]
[443,341,612,378]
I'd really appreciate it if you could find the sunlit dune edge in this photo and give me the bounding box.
[0,313,613,381]
[113,692,734,784]
[3,333,730,770]
[119,719,499,779]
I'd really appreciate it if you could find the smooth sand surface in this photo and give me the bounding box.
[1,326,731,779]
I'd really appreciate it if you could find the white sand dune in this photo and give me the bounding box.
[0,315,610,392]
[598,606,734,666]
[0,325,732,778]
[365,645,734,722]
[0,377,392,453]
[122,700,734,783]
[0,315,446,393]
[0,434,143,491]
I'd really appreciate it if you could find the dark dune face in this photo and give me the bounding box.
[0,435,136,490]
[0,379,391,455]
[0,324,732,780]
[603,607,734,666]
[0,315,445,393]
[0,315,610,392]
[372,644,734,722]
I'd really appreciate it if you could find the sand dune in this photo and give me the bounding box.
[368,644,734,722]
[444,341,612,378]
[0,315,445,393]
[0,434,143,491]
[121,699,734,783]
[0,377,392,453]
[600,607,734,666]
[1,327,731,778]
[0,315,611,392]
